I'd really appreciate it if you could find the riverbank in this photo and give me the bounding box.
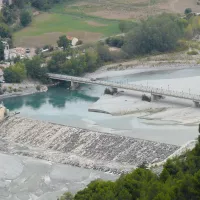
[86,63,200,125]
[0,82,48,100]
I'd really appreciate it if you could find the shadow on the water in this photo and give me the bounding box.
[25,93,47,110]
[47,86,99,108]
[3,96,24,111]
[3,86,99,111]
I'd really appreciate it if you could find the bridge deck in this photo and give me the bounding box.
[48,73,200,102]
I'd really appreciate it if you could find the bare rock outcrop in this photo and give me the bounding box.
[0,116,179,174]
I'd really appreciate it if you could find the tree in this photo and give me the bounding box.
[20,10,32,27]
[0,41,5,61]
[119,21,126,33]
[59,192,74,200]
[123,14,184,56]
[57,35,70,50]
[0,23,11,38]
[24,56,48,83]
[3,62,26,83]
[184,8,192,15]
[96,44,111,62]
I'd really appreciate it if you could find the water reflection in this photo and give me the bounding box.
[4,86,99,111]
[25,93,47,110]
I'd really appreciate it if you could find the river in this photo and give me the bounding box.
[1,67,200,200]
[3,67,200,145]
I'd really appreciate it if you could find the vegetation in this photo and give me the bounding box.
[58,192,74,200]
[119,21,138,33]
[3,62,27,83]
[184,8,192,15]
[57,35,70,50]
[105,36,124,48]
[3,56,48,83]
[20,10,32,27]
[123,14,187,56]
[187,50,199,55]
[142,94,151,102]
[47,48,100,76]
[0,41,5,61]
[24,56,49,83]
[58,136,200,200]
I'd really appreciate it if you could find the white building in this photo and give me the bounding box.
[2,41,10,60]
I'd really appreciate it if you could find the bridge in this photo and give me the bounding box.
[48,73,200,107]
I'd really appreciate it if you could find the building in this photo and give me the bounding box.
[2,41,9,60]
[0,0,13,10]
[67,36,79,46]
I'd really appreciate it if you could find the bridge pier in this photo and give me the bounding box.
[70,81,79,90]
[151,94,163,101]
[194,101,200,108]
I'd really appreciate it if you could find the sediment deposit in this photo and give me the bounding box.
[0,116,179,173]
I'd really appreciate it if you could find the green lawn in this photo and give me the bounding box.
[14,2,121,47]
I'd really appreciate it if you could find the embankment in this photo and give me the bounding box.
[0,116,179,174]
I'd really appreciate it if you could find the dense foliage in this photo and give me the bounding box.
[3,62,26,83]
[59,136,200,200]
[47,49,100,76]
[3,56,48,83]
[20,10,32,27]
[105,36,124,48]
[57,35,70,50]
[123,14,187,56]
[0,41,5,61]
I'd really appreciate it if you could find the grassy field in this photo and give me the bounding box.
[14,0,196,47]
[14,2,121,48]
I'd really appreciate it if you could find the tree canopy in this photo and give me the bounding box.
[123,14,186,56]
[59,136,200,200]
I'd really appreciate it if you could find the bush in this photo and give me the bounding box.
[184,8,192,15]
[142,94,151,102]
[20,10,32,27]
[123,13,185,56]
[36,85,41,91]
[2,88,6,93]
[187,50,199,55]
[13,88,17,92]
[3,63,26,83]
[106,37,124,48]
[110,50,128,62]
[104,88,118,95]
[76,40,83,46]
[104,88,112,95]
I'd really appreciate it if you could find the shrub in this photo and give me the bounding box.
[36,85,41,91]
[142,94,151,102]
[104,88,112,95]
[184,8,192,15]
[13,88,17,92]
[104,88,118,95]
[106,37,124,48]
[0,88,3,95]
[2,88,6,93]
[76,40,83,45]
[187,50,199,55]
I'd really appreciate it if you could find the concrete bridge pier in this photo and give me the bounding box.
[194,101,200,108]
[70,81,79,90]
[151,93,163,101]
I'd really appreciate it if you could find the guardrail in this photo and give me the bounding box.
[47,73,200,103]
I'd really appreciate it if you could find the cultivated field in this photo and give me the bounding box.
[14,0,200,47]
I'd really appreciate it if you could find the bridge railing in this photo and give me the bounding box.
[47,73,200,102]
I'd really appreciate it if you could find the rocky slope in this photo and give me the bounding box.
[0,116,179,174]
